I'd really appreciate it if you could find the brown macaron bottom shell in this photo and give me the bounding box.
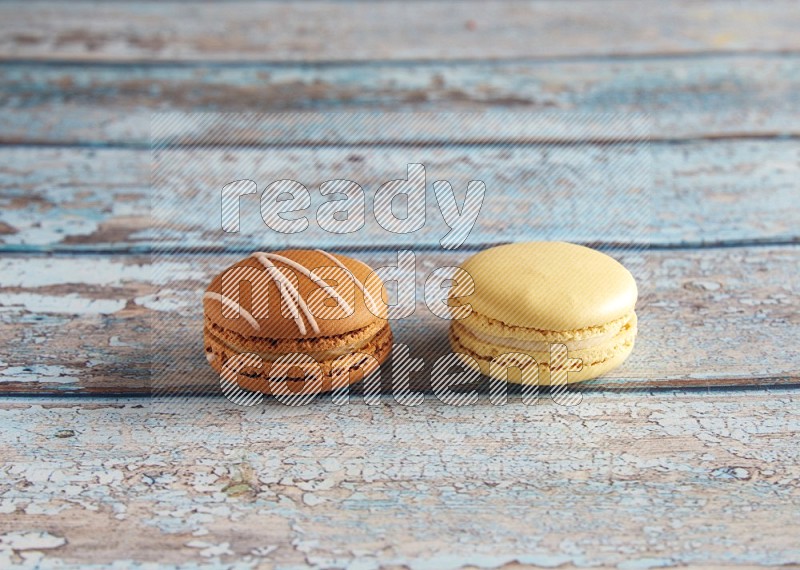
[204,318,393,395]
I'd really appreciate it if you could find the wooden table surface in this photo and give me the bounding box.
[1,2,799,568]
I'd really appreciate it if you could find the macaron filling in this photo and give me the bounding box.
[453,311,635,354]
[204,322,385,363]
[451,313,636,374]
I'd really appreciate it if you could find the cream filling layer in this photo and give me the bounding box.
[207,327,378,363]
[457,314,633,354]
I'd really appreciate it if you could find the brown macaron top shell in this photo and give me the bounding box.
[204,249,387,340]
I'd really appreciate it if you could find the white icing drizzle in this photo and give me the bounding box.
[251,252,315,335]
[207,250,377,337]
[259,252,352,314]
[314,249,381,314]
[203,292,261,331]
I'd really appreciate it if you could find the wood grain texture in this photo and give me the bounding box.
[1,390,799,567]
[1,1,798,566]
[0,247,797,395]
[2,140,799,253]
[2,1,800,63]
[4,55,800,145]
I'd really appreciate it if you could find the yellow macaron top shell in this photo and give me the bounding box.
[455,242,638,331]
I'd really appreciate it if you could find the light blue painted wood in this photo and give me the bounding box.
[0,246,798,395]
[1,2,797,562]
[2,0,799,63]
[1,140,798,252]
[2,388,799,566]
[2,55,800,145]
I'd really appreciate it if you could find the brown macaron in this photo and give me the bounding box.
[203,249,392,395]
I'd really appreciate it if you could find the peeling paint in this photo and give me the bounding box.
[0,391,799,567]
[0,293,125,315]
[0,365,80,385]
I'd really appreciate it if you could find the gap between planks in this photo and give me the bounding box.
[4,240,800,257]
[6,134,800,151]
[3,380,800,401]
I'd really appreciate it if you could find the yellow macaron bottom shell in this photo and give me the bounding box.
[449,312,637,385]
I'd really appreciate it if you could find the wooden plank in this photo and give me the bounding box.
[2,1,800,63]
[0,246,797,395]
[0,147,149,252]
[1,389,799,567]
[4,55,800,145]
[2,141,799,253]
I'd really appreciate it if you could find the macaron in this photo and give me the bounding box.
[203,249,392,394]
[449,242,638,384]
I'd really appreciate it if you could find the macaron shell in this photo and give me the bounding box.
[456,242,638,331]
[204,249,387,340]
[451,340,635,385]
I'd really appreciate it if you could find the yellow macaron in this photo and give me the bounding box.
[449,241,638,384]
